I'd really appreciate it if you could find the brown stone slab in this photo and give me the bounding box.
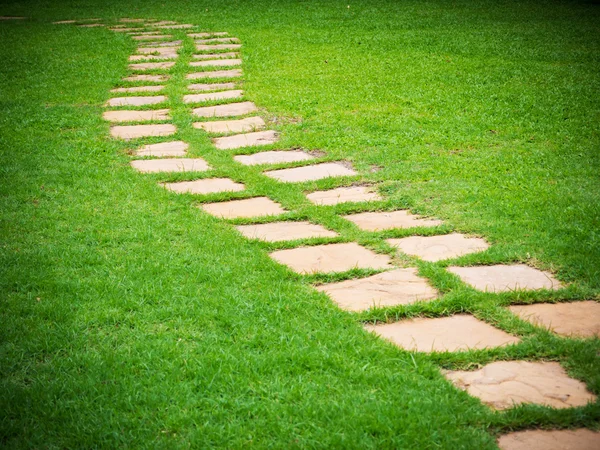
[197,44,242,51]
[130,31,165,36]
[448,264,562,292]
[134,141,188,157]
[192,101,257,118]
[137,47,180,55]
[270,243,392,274]
[110,85,165,93]
[307,186,382,205]
[190,59,242,68]
[236,221,338,242]
[445,361,596,410]
[498,429,600,450]
[188,32,229,38]
[132,34,172,40]
[264,162,357,183]
[317,268,438,312]
[183,90,243,104]
[508,301,600,338]
[188,82,237,92]
[129,62,175,70]
[131,158,210,173]
[194,117,265,134]
[214,130,278,150]
[105,95,167,107]
[155,24,194,29]
[195,38,240,44]
[137,41,182,48]
[146,20,177,25]
[164,178,244,195]
[365,314,520,353]
[387,233,490,262]
[344,211,443,231]
[129,54,176,61]
[122,74,169,82]
[192,52,238,60]
[201,197,285,219]
[186,69,242,80]
[234,150,313,166]
[102,109,170,123]
[110,124,176,140]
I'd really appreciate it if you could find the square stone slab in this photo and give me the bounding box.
[234,150,313,166]
[134,141,188,157]
[387,233,490,262]
[365,315,520,353]
[186,69,242,80]
[102,109,170,122]
[270,243,392,274]
[183,90,243,104]
[192,52,238,60]
[307,186,382,205]
[110,85,165,93]
[194,117,265,134]
[236,221,338,242]
[447,264,562,292]
[498,429,600,450]
[264,162,357,183]
[196,44,242,51]
[192,101,257,118]
[130,158,210,173]
[317,268,438,312]
[188,32,229,38]
[508,301,600,338]
[105,95,167,107]
[344,211,443,231]
[213,130,279,150]
[110,124,176,140]
[201,197,286,219]
[188,82,237,91]
[123,74,169,82]
[190,59,242,68]
[129,62,175,70]
[444,361,596,410]
[164,178,244,195]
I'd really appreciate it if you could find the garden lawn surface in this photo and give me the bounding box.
[1,1,599,448]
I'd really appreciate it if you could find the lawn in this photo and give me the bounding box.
[1,0,599,448]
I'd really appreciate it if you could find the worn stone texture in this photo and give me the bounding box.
[131,158,210,173]
[132,34,171,41]
[105,96,167,107]
[103,109,170,122]
[448,264,562,292]
[129,54,176,61]
[194,117,265,134]
[137,40,182,48]
[387,233,490,262]
[190,59,242,67]
[186,69,242,80]
[234,150,313,166]
[188,32,229,38]
[188,82,237,91]
[192,101,257,118]
[110,85,165,93]
[192,52,239,60]
[196,44,242,51]
[307,186,382,205]
[344,211,443,231]
[129,61,175,70]
[497,429,600,450]
[164,178,244,195]
[264,162,357,183]
[134,141,188,157]
[183,90,243,103]
[137,47,180,55]
[201,197,286,219]
[213,130,278,150]
[236,221,338,242]
[195,37,240,44]
[123,74,169,82]
[110,124,176,140]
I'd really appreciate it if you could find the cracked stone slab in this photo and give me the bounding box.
[196,44,242,51]
[134,141,188,157]
[195,38,240,44]
[183,90,243,104]
[192,101,257,118]
[365,315,520,353]
[188,82,237,91]
[188,32,229,38]
[236,221,338,242]
[447,264,562,292]
[344,211,443,231]
[270,243,392,274]
[102,109,170,122]
[123,74,169,82]
[307,186,382,205]
[164,178,244,195]
[192,52,238,60]
[105,95,167,107]
[201,197,286,219]
[387,233,490,262]
[110,85,165,93]
[444,361,596,410]
[110,124,176,140]
[234,150,313,166]
[509,301,600,338]
[213,130,278,150]
[129,62,175,70]
[317,268,438,312]
[497,429,600,450]
[131,158,210,173]
[190,59,242,67]
[186,69,242,80]
[264,162,357,183]
[194,117,265,134]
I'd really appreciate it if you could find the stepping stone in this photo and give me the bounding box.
[155,24,194,29]
[110,85,165,93]
[78,24,104,28]
[192,52,238,60]
[447,264,562,292]
[188,32,229,38]
[213,130,279,150]
[134,141,188,157]
[54,20,77,24]
[195,38,240,44]
[317,268,438,312]
[132,34,172,40]
[270,243,392,274]
[234,150,313,166]
[444,361,596,410]
[183,89,243,104]
[497,429,600,450]
[192,101,257,118]
[236,221,338,242]
[129,54,176,61]
[307,186,382,205]
[186,69,242,80]
[111,27,140,32]
[105,95,167,107]
[190,59,242,67]
[119,18,148,23]
[102,109,170,122]
[147,20,177,25]
[123,74,169,82]
[508,301,600,338]
[197,44,242,51]
[131,158,210,173]
[164,178,244,195]
[264,162,357,183]
[188,82,236,91]
[343,210,442,231]
[138,47,180,55]
[194,117,265,134]
[387,233,490,262]
[129,62,175,70]
[110,124,176,140]
[138,41,182,48]
[201,197,285,219]
[365,314,520,353]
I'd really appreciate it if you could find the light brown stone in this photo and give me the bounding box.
[54,20,77,24]
[137,41,182,48]
[264,162,357,183]
[186,69,242,80]
[497,429,600,450]
[134,141,188,157]
[110,85,165,93]
[130,31,165,36]
[307,186,382,205]
[137,47,180,55]
[110,124,176,140]
[129,62,175,70]
[183,90,243,104]
[213,130,278,150]
[344,211,442,231]
[119,18,149,23]
[147,20,177,25]
[195,38,240,44]
[387,233,490,262]
[201,197,285,219]
[105,95,167,107]
[188,32,228,38]
[194,117,265,134]
[132,34,172,41]
[234,150,313,166]
[448,264,562,292]
[155,24,194,29]
[190,59,242,67]
[509,301,600,338]
[270,243,392,274]
[122,74,169,82]
[192,52,238,60]
[130,158,210,173]
[236,221,338,242]
[192,101,257,118]
[196,44,242,51]
[365,315,520,353]
[445,361,596,410]
[129,54,176,61]
[188,82,237,91]
[102,109,170,122]
[164,178,244,195]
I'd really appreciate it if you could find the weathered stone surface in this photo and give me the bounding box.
[307,186,382,205]
[387,233,490,262]
[509,301,600,338]
[214,130,278,150]
[270,243,392,274]
[448,264,562,292]
[497,429,600,450]
[317,268,438,311]
[236,221,338,242]
[186,69,242,80]
[122,74,169,82]
[137,47,180,54]
[78,24,104,28]
[110,85,165,93]
[190,59,242,67]
[192,52,238,60]
[134,141,188,157]
[105,95,167,107]
[188,82,237,91]
[365,315,520,353]
[131,158,210,173]
[137,40,182,48]
[192,101,257,118]
[445,361,596,410]
[103,109,170,122]
[201,197,285,219]
[183,90,243,103]
[164,178,244,195]
[119,18,148,23]
[132,34,172,41]
[196,44,242,51]
[195,38,240,44]
[188,32,229,38]
[155,24,194,29]
[129,62,175,70]
[129,54,176,61]
[54,20,77,24]
[264,162,357,183]
[110,124,176,140]
[234,150,313,166]
[194,117,264,134]
[344,211,442,231]
[147,20,177,25]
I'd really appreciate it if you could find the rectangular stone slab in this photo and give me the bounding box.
[132,34,172,40]
[192,52,238,60]
[102,109,170,122]
[129,62,175,70]
[137,41,182,48]
[164,178,245,195]
[236,221,338,242]
[138,47,180,54]
[110,124,176,140]
[186,69,242,80]
[306,186,382,205]
[387,233,489,262]
[110,85,165,93]
[213,130,278,150]
[134,141,188,157]
[497,429,600,450]
[129,54,176,61]
[188,82,237,92]
[190,59,242,67]
[188,32,229,38]
[201,197,286,219]
[130,158,210,173]
[183,90,243,104]
[196,44,242,51]
[447,264,562,292]
[195,38,241,44]
[264,162,357,183]
[192,101,257,118]
[105,95,167,107]
[122,74,169,82]
[193,117,265,134]
[154,24,194,29]
[343,210,443,231]
[234,150,313,166]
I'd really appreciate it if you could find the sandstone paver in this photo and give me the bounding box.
[447,264,562,292]
[192,52,239,60]
[134,141,188,157]
[264,162,357,183]
[236,221,338,242]
[132,34,172,41]
[192,101,257,118]
[123,74,169,82]
[183,90,243,103]
[188,32,229,38]
[138,41,182,48]
[497,429,600,450]
[129,62,175,70]
[213,130,279,150]
[155,24,194,29]
[105,95,167,107]
[190,59,242,67]
[129,54,176,61]
[194,117,265,134]
[131,158,210,173]
[110,85,165,93]
[344,210,442,231]
[197,44,242,51]
[188,82,237,91]
[234,150,313,166]
[186,69,243,80]
[103,109,170,122]
[137,47,180,55]
[201,197,286,219]
[387,233,490,262]
[307,186,382,205]
[195,38,241,44]
[110,124,176,140]
[164,178,244,195]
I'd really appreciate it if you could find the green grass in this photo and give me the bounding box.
[1,1,599,448]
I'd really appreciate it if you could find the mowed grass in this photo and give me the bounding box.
[1,0,599,448]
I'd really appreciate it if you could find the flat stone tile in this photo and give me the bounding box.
[196,44,242,51]
[102,109,170,122]
[264,162,357,183]
[447,264,562,292]
[110,124,176,140]
[134,141,188,157]
[387,233,490,262]
[183,90,243,104]
[138,41,183,48]
[164,178,244,195]
[195,38,240,44]
[192,52,238,60]
[129,54,176,61]
[201,197,285,219]
[110,85,165,93]
[155,24,194,29]
[270,243,392,274]
[194,117,264,134]
[132,34,173,40]
[498,429,600,450]
[78,24,104,28]
[129,62,175,70]
[119,18,149,23]
[192,101,257,118]
[105,95,167,107]
[190,59,242,67]
[54,20,77,24]
[213,130,278,150]
[130,31,166,36]
[186,69,243,80]
[234,150,313,166]
[509,301,600,338]
[131,158,210,173]
[123,74,169,82]
[344,211,443,231]
[188,32,229,38]
[307,186,382,205]
[445,361,596,410]
[137,47,180,55]
[188,82,237,91]
[365,315,520,353]
[236,221,338,242]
